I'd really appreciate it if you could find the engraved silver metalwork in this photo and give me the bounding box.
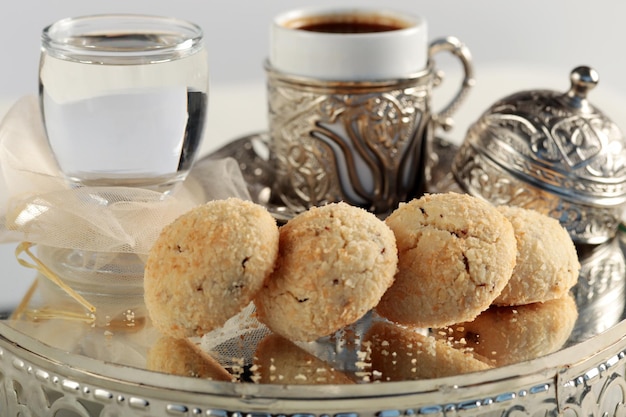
[267,37,474,216]
[452,66,626,244]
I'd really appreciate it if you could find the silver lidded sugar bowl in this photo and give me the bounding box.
[452,66,626,244]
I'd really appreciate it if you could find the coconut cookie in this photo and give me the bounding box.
[144,198,279,338]
[362,320,492,381]
[254,202,398,342]
[493,205,580,306]
[441,293,578,366]
[252,333,354,384]
[377,192,517,328]
[146,336,233,381]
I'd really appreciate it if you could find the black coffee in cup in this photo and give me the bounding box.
[286,14,410,34]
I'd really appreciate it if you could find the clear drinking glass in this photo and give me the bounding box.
[39,14,209,193]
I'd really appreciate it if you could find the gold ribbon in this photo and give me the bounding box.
[12,242,96,322]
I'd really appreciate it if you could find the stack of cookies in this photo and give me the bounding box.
[365,193,579,380]
[142,192,580,383]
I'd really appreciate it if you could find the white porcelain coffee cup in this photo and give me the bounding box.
[270,7,428,80]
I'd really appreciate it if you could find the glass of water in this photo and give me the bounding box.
[39,14,209,193]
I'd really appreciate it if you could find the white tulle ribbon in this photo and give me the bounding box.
[0,95,251,313]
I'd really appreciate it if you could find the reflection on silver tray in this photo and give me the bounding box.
[2,133,626,416]
[571,237,626,342]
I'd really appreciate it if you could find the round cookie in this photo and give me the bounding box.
[441,294,578,366]
[254,202,398,342]
[362,320,492,381]
[377,192,517,328]
[144,198,279,338]
[493,205,580,306]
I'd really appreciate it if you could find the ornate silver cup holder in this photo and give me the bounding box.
[2,133,626,417]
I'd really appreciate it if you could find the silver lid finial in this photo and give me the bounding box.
[565,66,599,110]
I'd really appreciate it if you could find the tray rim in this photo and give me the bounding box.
[1,277,625,407]
[1,314,626,414]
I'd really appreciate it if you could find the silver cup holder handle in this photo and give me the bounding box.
[428,36,475,132]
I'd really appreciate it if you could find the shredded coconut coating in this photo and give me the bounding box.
[377,192,517,328]
[146,336,233,381]
[144,198,279,338]
[494,205,580,305]
[363,321,492,381]
[443,293,578,366]
[254,202,398,342]
[253,333,354,384]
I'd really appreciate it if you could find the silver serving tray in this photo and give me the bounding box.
[1,134,626,417]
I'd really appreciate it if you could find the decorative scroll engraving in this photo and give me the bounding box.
[558,347,626,417]
[452,84,626,245]
[267,74,432,215]
[453,141,621,244]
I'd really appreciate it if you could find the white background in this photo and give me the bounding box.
[2,0,626,308]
